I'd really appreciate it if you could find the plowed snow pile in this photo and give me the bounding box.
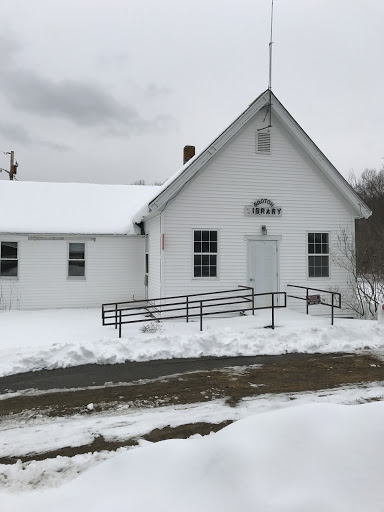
[2,402,384,511]
[0,308,383,377]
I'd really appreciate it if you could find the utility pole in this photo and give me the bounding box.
[9,151,18,180]
[0,151,19,180]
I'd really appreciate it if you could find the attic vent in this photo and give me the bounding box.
[256,131,271,154]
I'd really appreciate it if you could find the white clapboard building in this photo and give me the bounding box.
[0,90,371,313]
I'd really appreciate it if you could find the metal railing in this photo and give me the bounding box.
[287,284,341,325]
[102,286,287,337]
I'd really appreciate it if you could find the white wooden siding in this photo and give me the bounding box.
[0,234,145,309]
[144,215,162,299]
[161,111,357,316]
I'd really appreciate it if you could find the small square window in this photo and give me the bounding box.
[69,243,85,260]
[202,255,209,265]
[1,242,17,259]
[202,266,210,277]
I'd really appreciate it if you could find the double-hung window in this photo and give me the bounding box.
[193,230,217,278]
[308,233,329,278]
[68,243,85,277]
[0,242,18,277]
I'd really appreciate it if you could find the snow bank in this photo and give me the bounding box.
[0,450,122,491]
[0,181,160,234]
[0,308,383,377]
[2,402,384,511]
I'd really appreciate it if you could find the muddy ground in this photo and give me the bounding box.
[1,352,383,464]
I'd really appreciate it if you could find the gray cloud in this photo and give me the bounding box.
[98,53,130,67]
[0,122,71,152]
[0,35,22,66]
[105,113,177,138]
[0,67,175,135]
[0,122,32,144]
[39,140,71,152]
[0,34,174,137]
[145,82,172,97]
[0,68,138,127]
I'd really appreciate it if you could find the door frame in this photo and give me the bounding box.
[245,235,281,301]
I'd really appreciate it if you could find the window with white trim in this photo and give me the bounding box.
[68,243,85,277]
[308,233,329,278]
[193,230,217,278]
[0,242,18,277]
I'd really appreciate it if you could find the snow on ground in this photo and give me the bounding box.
[0,308,384,377]
[0,450,125,492]
[2,400,384,511]
[1,382,384,479]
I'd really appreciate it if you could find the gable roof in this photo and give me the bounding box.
[0,181,160,235]
[146,90,371,219]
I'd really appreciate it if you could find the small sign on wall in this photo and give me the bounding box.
[244,199,282,217]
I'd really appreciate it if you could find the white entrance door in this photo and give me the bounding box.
[247,240,279,308]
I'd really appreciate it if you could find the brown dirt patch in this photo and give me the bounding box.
[1,352,383,463]
[0,421,232,465]
[1,352,382,418]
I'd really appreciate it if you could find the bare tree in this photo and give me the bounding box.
[333,229,383,318]
[349,166,384,277]
[332,166,384,318]
[131,179,165,186]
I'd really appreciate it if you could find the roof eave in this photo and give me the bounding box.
[0,232,143,237]
[270,94,372,219]
[148,90,270,213]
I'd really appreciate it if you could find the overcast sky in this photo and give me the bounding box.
[0,0,383,184]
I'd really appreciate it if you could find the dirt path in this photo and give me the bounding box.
[1,352,383,417]
[0,353,312,393]
[1,352,383,463]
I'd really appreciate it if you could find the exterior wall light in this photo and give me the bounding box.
[261,225,268,235]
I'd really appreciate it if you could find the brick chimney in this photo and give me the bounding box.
[183,145,195,164]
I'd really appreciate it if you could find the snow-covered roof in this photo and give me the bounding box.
[0,181,161,235]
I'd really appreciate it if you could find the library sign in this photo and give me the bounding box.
[244,199,282,217]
